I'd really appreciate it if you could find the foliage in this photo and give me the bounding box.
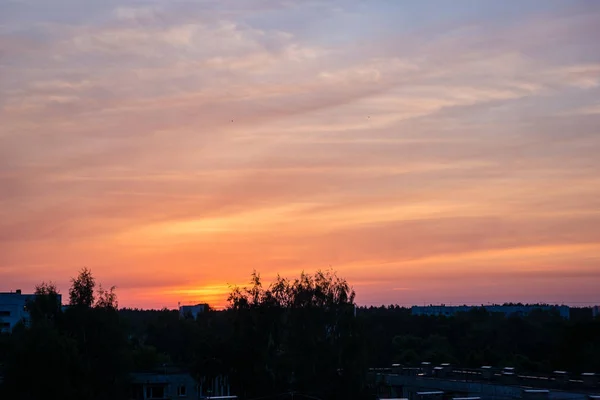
[2,321,81,400]
[96,284,119,309]
[359,305,600,374]
[69,267,96,308]
[2,269,130,400]
[225,269,365,399]
[26,281,62,324]
[3,268,600,400]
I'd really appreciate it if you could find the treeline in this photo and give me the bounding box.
[120,270,366,399]
[1,269,600,400]
[0,269,128,399]
[0,269,130,399]
[358,305,600,374]
[0,269,367,400]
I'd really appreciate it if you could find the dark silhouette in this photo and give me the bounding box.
[69,267,96,308]
[1,269,600,399]
[1,269,130,400]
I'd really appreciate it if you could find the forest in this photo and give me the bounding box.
[1,268,599,400]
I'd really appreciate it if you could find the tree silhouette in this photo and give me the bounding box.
[96,284,118,309]
[26,281,61,324]
[69,267,95,308]
[225,269,367,399]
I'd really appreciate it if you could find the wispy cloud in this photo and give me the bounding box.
[1,0,600,307]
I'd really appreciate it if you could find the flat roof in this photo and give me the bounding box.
[0,292,35,297]
[131,372,192,383]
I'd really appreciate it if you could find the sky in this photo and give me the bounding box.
[1,0,600,309]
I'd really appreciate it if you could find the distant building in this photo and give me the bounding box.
[130,372,198,400]
[130,369,233,399]
[411,305,570,319]
[593,306,600,319]
[179,303,209,320]
[0,289,62,332]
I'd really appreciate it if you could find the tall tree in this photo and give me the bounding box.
[226,269,367,399]
[64,270,131,399]
[69,268,96,308]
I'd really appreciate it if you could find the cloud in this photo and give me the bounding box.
[1,0,600,306]
[564,103,600,116]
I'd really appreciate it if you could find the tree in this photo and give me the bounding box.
[225,269,367,399]
[26,281,62,324]
[69,268,95,308]
[64,269,131,399]
[96,285,118,309]
[2,321,81,400]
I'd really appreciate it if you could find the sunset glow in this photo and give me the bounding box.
[1,1,600,309]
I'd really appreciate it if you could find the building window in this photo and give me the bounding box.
[178,385,187,396]
[0,311,10,317]
[146,386,165,399]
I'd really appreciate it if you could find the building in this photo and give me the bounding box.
[130,369,233,399]
[411,305,570,319]
[179,303,209,320]
[592,306,600,319]
[371,367,598,400]
[0,289,63,332]
[130,372,199,399]
[0,289,64,332]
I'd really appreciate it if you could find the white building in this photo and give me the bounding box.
[411,304,570,319]
[0,290,35,332]
[179,303,208,320]
[0,289,62,332]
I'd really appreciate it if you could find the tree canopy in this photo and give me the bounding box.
[2,269,600,400]
[69,267,96,308]
[1,269,129,400]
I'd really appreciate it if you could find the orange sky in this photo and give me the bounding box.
[1,1,600,309]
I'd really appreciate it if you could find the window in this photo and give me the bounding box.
[178,385,187,397]
[0,311,10,317]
